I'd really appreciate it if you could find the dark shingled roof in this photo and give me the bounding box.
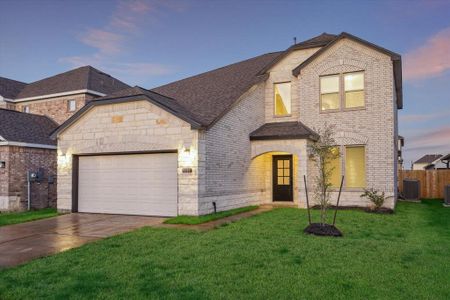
[250,122,319,141]
[152,52,282,126]
[16,66,130,99]
[0,77,27,99]
[290,33,337,50]
[53,32,403,135]
[414,154,442,164]
[0,109,58,146]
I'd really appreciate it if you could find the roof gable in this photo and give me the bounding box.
[15,66,130,100]
[51,86,203,138]
[0,109,58,145]
[291,32,403,109]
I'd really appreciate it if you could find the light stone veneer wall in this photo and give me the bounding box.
[298,38,397,208]
[57,99,201,215]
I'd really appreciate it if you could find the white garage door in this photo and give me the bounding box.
[78,153,178,216]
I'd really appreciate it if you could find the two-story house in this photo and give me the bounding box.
[52,32,402,216]
[0,67,129,211]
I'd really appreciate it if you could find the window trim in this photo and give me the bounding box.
[67,99,76,112]
[319,71,366,113]
[319,74,340,112]
[273,81,292,117]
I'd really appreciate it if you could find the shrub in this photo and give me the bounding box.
[361,188,385,210]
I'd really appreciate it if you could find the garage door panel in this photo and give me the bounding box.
[78,153,178,216]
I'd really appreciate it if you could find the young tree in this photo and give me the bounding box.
[307,124,340,225]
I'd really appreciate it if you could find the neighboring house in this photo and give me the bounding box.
[0,77,27,110]
[0,109,58,211]
[52,32,402,216]
[0,67,130,211]
[5,66,130,124]
[412,154,442,170]
[424,154,450,170]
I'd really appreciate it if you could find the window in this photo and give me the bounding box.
[277,159,291,185]
[67,99,76,112]
[320,75,340,110]
[320,71,365,112]
[22,106,30,113]
[274,82,291,116]
[345,146,366,188]
[327,147,341,188]
[344,72,364,108]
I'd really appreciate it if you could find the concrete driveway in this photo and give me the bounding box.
[0,213,166,268]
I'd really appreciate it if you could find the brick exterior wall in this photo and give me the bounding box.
[55,38,399,215]
[297,38,398,208]
[15,93,97,124]
[0,101,16,110]
[0,146,57,211]
[199,84,266,214]
[57,100,201,215]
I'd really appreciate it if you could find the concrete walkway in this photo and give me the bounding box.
[0,213,166,268]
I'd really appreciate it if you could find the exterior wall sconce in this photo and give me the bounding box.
[0,161,5,168]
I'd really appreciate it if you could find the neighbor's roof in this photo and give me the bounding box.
[250,121,319,141]
[152,52,282,126]
[414,154,443,164]
[15,66,130,99]
[0,77,27,99]
[0,108,58,146]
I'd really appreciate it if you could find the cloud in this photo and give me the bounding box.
[79,29,123,55]
[399,111,450,123]
[60,0,185,84]
[402,126,450,167]
[403,27,450,80]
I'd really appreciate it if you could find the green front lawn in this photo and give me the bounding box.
[1,200,449,299]
[164,205,259,224]
[0,208,58,227]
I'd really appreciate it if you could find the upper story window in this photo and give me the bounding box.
[22,106,30,113]
[320,71,365,112]
[67,99,76,112]
[344,72,364,108]
[320,75,340,111]
[274,82,291,116]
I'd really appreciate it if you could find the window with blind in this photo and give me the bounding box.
[345,146,366,188]
[327,147,341,188]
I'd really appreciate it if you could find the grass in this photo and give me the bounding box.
[164,205,259,224]
[0,208,58,227]
[1,200,449,299]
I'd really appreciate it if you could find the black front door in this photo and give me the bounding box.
[272,155,293,201]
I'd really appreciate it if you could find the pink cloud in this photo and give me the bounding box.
[399,111,450,123]
[403,27,450,80]
[79,29,123,55]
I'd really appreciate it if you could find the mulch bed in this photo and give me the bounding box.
[363,207,394,214]
[311,205,394,214]
[304,223,343,237]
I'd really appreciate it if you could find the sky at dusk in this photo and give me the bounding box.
[1,0,449,168]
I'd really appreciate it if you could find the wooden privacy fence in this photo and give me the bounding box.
[398,170,450,199]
